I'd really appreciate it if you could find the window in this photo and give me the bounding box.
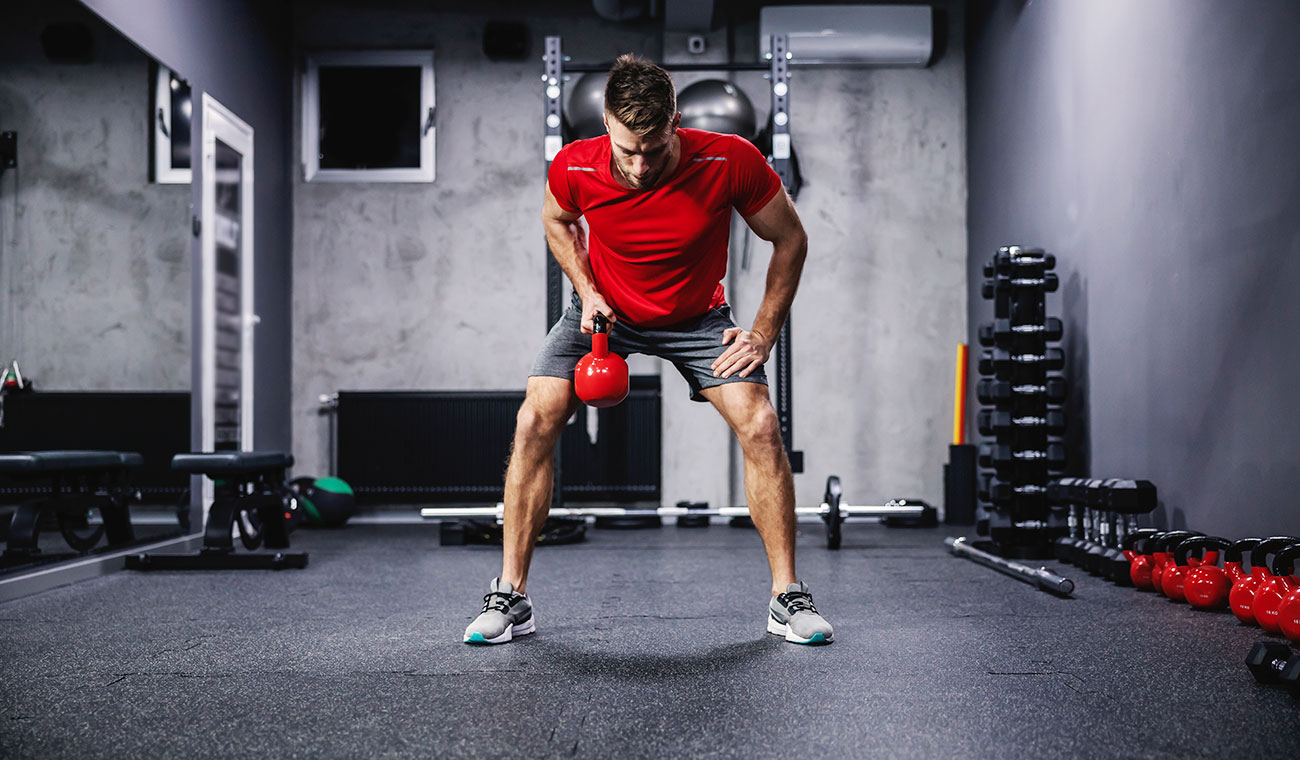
[151,63,192,184]
[302,50,436,182]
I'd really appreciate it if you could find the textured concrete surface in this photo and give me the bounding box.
[289,3,969,513]
[0,1,190,392]
[2,523,1298,758]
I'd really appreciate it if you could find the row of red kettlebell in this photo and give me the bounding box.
[1122,530,1300,641]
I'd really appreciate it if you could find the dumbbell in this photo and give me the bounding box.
[980,273,1060,299]
[978,318,1064,347]
[1057,478,1156,577]
[1082,512,1117,575]
[978,348,1065,375]
[1097,480,1159,582]
[1097,478,1158,582]
[979,442,1066,470]
[977,377,1067,404]
[993,247,1055,272]
[1052,478,1089,563]
[982,251,1056,279]
[1050,478,1105,568]
[1079,479,1123,573]
[1245,642,1300,697]
[983,479,1049,505]
[978,409,1066,435]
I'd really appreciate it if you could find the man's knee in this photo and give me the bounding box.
[515,394,571,443]
[735,402,782,449]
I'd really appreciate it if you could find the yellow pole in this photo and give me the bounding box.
[952,343,968,445]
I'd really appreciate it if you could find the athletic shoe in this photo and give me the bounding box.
[767,581,834,644]
[463,577,535,645]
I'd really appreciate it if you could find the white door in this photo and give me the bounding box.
[199,94,256,487]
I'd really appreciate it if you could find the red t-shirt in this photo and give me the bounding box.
[548,128,783,327]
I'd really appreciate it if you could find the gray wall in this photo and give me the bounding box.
[966,0,1300,537]
[0,1,189,391]
[79,0,295,450]
[290,1,968,511]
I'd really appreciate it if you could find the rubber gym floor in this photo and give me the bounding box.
[2,521,1297,759]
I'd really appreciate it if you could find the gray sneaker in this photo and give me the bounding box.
[767,581,834,645]
[463,577,535,645]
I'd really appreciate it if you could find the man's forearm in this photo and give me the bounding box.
[544,219,598,299]
[751,235,808,343]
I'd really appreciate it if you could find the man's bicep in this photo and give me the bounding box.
[743,189,804,246]
[543,182,582,224]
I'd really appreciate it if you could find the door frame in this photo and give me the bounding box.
[199,93,256,467]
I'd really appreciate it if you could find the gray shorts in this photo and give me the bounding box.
[531,292,768,402]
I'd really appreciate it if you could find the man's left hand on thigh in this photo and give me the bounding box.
[711,327,772,378]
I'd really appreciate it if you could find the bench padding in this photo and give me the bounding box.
[171,451,293,474]
[0,450,143,473]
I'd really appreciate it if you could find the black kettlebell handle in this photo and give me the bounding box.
[1174,536,1229,566]
[1270,542,1300,577]
[1154,530,1200,554]
[1122,528,1160,552]
[592,314,608,334]
[1134,530,1171,555]
[1226,537,1263,566]
[1252,536,1300,571]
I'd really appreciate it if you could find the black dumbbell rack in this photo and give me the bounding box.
[976,246,1068,558]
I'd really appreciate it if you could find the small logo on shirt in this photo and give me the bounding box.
[567,166,597,172]
[692,156,728,162]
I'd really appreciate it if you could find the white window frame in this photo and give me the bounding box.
[302,49,436,183]
[152,64,192,184]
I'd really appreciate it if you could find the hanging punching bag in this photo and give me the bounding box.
[574,314,628,408]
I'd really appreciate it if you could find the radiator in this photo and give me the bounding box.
[334,377,661,504]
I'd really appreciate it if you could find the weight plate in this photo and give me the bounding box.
[57,510,105,552]
[824,475,842,550]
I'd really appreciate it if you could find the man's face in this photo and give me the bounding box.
[604,112,680,190]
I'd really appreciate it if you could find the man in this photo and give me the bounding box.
[464,54,832,646]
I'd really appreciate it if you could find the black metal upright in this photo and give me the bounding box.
[766,34,803,473]
[543,36,566,510]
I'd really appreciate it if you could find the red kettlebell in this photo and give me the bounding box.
[1223,537,1261,583]
[1179,537,1233,610]
[574,314,628,408]
[1164,537,1220,602]
[1123,530,1164,589]
[1130,531,1169,590]
[1230,536,1295,625]
[1254,542,1300,633]
[1279,582,1300,643]
[1150,531,1199,596]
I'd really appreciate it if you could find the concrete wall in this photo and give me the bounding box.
[80,0,295,451]
[966,0,1300,537]
[0,1,189,391]
[291,1,968,510]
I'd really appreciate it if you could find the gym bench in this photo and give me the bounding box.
[0,450,143,566]
[126,451,306,571]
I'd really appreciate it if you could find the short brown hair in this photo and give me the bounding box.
[604,53,676,136]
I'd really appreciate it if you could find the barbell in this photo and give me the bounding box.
[419,475,938,549]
